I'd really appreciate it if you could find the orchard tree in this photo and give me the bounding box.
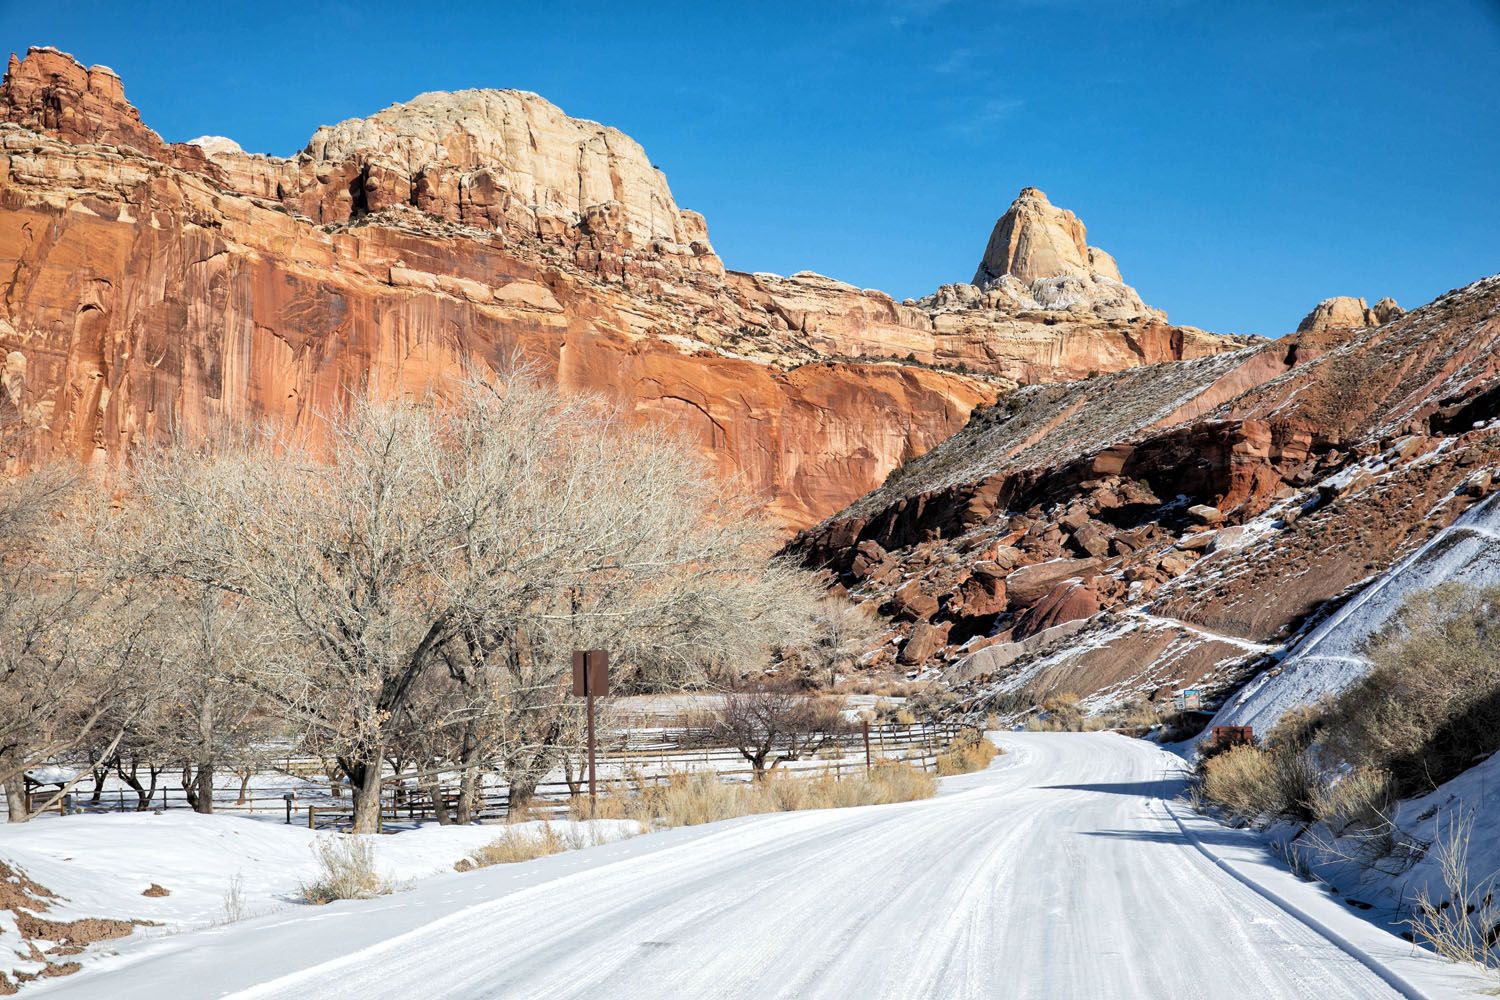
[118,372,822,832]
[0,467,155,821]
[714,688,848,780]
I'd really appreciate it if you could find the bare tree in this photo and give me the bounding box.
[714,688,848,780]
[114,589,274,814]
[0,468,154,821]
[115,373,821,832]
[787,597,883,689]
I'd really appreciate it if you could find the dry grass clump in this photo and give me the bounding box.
[299,836,396,904]
[1024,692,1086,731]
[1095,699,1161,737]
[837,678,930,698]
[1311,767,1393,834]
[1409,814,1500,975]
[1197,716,1320,824]
[935,729,1001,775]
[1321,583,1500,798]
[458,824,568,871]
[582,761,937,830]
[1202,585,1500,827]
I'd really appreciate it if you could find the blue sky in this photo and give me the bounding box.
[4,1,1497,335]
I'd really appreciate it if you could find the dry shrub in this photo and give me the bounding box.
[1311,767,1393,834]
[1098,699,1160,736]
[1024,691,1086,731]
[221,873,246,924]
[1322,583,1500,798]
[462,824,567,870]
[299,836,395,904]
[1410,813,1500,975]
[639,771,750,827]
[1199,743,1318,823]
[588,761,937,829]
[861,761,938,803]
[935,729,1001,775]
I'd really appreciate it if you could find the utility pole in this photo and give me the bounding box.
[572,649,610,819]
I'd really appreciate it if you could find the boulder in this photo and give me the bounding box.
[1187,504,1224,525]
[1069,521,1111,558]
[889,580,940,621]
[899,621,951,665]
[1006,558,1101,609]
[953,562,1007,617]
[1013,582,1101,639]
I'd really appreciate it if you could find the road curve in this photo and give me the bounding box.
[51,733,1403,999]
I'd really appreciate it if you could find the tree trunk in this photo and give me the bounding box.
[456,765,480,825]
[424,776,452,825]
[117,756,158,811]
[4,781,28,823]
[185,762,215,814]
[236,771,252,806]
[345,758,384,834]
[506,774,538,819]
[562,753,582,798]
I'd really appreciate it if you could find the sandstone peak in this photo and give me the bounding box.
[974,186,1092,286]
[187,135,244,157]
[1295,295,1404,334]
[960,187,1161,321]
[296,87,709,253]
[1,46,159,154]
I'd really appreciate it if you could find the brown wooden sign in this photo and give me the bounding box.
[571,649,610,818]
[571,649,609,697]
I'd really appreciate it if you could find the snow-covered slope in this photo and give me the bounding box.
[1209,492,1500,734]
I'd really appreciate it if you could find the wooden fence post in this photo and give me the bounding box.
[307,805,317,830]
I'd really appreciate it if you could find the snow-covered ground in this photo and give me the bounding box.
[14,733,1489,999]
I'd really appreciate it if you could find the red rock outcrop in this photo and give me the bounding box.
[0,46,1246,528]
[789,277,1500,703]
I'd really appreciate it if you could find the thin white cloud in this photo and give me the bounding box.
[934,47,974,75]
[948,97,1025,137]
[887,0,957,28]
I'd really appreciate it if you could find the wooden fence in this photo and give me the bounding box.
[36,720,971,830]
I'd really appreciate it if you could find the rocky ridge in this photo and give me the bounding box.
[0,46,1246,527]
[788,275,1500,711]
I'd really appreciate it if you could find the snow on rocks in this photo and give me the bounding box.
[1209,491,1500,734]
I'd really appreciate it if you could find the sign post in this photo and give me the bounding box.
[571,649,610,818]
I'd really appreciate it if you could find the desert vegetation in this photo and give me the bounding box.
[581,762,938,830]
[300,836,401,904]
[1194,583,1500,973]
[934,728,1001,775]
[1,373,851,830]
[1197,583,1500,826]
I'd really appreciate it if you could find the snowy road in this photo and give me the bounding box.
[47,733,1434,999]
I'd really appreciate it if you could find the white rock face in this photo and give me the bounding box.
[959,187,1161,321]
[186,135,243,157]
[305,88,702,250]
[1296,295,1404,334]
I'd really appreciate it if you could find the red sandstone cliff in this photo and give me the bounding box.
[0,46,1245,528]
